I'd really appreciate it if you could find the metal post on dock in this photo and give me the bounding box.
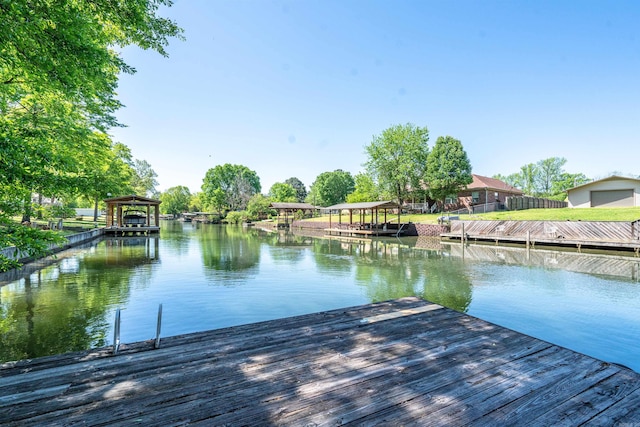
[461,223,465,242]
[155,303,163,349]
[113,308,121,355]
[526,230,530,249]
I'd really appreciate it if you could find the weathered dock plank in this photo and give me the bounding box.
[1,297,639,426]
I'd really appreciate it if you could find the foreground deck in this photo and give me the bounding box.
[2,298,639,426]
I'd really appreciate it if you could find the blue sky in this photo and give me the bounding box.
[111,0,640,194]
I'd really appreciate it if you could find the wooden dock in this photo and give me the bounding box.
[2,298,639,426]
[104,225,160,235]
[443,220,640,253]
[325,227,401,237]
[324,224,406,238]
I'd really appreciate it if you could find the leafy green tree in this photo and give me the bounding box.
[83,142,135,221]
[189,192,205,212]
[365,123,430,204]
[201,164,261,212]
[269,183,297,202]
[0,219,65,271]
[246,194,274,220]
[425,136,473,206]
[346,173,380,203]
[160,186,191,217]
[131,160,159,197]
[550,172,590,199]
[1,95,103,221]
[496,157,577,197]
[536,157,567,197]
[0,0,182,272]
[208,188,228,216]
[307,170,355,207]
[494,164,537,195]
[1,1,182,129]
[284,177,307,202]
[518,163,539,195]
[225,211,247,225]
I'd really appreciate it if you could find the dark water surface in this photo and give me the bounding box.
[1,221,639,371]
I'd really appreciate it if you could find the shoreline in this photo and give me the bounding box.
[4,218,640,276]
[0,228,105,277]
[263,218,640,253]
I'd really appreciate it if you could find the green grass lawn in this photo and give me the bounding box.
[301,207,640,224]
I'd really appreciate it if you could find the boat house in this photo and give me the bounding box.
[324,201,405,237]
[269,202,319,228]
[104,195,162,235]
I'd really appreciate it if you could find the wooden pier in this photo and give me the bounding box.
[1,298,639,426]
[324,221,407,238]
[103,225,160,235]
[324,226,403,238]
[443,220,640,253]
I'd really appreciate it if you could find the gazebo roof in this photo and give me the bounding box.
[269,202,318,210]
[104,194,161,205]
[325,201,398,210]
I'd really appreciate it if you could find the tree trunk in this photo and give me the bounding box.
[36,193,43,219]
[21,194,32,223]
[93,197,99,222]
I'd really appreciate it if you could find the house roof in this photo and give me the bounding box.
[466,174,524,195]
[325,201,398,210]
[566,175,640,192]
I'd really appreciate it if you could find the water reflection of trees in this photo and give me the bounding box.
[0,237,159,362]
[198,225,261,282]
[160,220,193,256]
[310,239,356,275]
[265,231,313,264]
[311,238,473,312]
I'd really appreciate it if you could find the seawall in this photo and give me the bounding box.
[1,228,105,265]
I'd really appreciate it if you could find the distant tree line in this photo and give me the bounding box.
[158,123,619,223]
[176,123,474,222]
[493,158,590,200]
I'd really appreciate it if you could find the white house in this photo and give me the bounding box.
[567,175,640,208]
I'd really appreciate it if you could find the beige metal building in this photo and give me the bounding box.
[567,176,640,208]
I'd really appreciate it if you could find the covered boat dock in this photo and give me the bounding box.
[270,202,319,228]
[104,195,161,235]
[324,201,405,237]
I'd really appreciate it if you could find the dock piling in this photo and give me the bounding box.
[155,303,163,349]
[113,308,121,355]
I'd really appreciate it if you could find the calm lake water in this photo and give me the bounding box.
[1,221,639,372]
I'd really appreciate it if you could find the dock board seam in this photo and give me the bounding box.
[359,303,443,324]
